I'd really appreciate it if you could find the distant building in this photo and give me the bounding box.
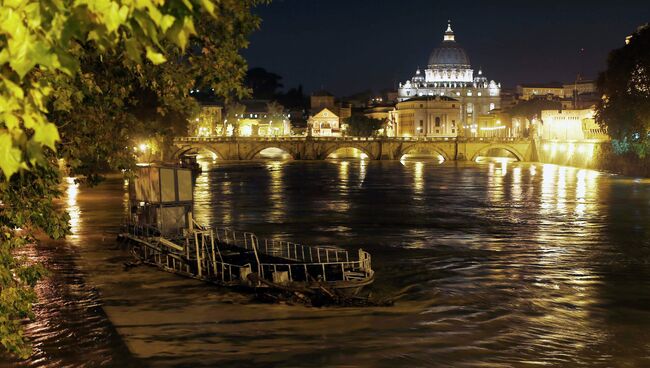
[226,99,291,137]
[397,21,501,131]
[560,79,600,110]
[308,90,351,136]
[364,104,395,136]
[364,104,394,121]
[476,110,520,138]
[562,80,597,97]
[191,102,223,136]
[309,108,342,136]
[393,96,461,137]
[517,83,565,100]
[540,107,607,141]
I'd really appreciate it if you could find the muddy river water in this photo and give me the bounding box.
[7,159,650,367]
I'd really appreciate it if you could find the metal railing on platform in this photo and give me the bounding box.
[213,227,372,283]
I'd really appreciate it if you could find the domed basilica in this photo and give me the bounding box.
[397,21,501,132]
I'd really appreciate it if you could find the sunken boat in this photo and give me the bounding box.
[118,165,375,304]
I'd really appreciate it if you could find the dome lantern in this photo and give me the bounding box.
[444,20,455,42]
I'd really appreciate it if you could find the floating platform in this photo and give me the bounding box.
[119,164,374,305]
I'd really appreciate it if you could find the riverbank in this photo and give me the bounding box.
[538,140,650,177]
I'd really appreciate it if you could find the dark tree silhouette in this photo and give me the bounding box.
[245,67,284,99]
[596,25,650,157]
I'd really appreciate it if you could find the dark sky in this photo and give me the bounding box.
[243,0,650,96]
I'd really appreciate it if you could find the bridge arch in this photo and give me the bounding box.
[172,144,227,161]
[323,144,376,160]
[399,143,452,162]
[470,144,524,162]
[244,144,295,160]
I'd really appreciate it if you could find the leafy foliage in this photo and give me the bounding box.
[344,115,385,137]
[0,0,264,358]
[245,67,283,99]
[0,163,68,357]
[0,0,216,180]
[596,25,650,158]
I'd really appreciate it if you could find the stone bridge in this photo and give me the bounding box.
[172,136,539,162]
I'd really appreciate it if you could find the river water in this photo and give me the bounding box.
[6,158,650,367]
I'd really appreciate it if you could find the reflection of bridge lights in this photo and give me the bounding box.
[413,161,424,195]
[359,159,367,186]
[557,166,567,211]
[576,169,587,216]
[541,164,556,213]
[339,161,349,183]
[65,177,81,238]
[498,157,508,176]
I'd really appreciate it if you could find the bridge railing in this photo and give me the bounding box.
[174,136,533,143]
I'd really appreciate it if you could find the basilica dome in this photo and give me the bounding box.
[427,22,471,68]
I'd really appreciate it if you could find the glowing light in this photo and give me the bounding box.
[240,125,252,136]
[138,143,148,152]
[65,177,81,238]
[480,125,505,131]
[414,161,424,196]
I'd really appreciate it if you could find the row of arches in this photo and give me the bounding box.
[179,144,523,163]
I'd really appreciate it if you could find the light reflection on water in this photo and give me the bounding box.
[189,159,650,367]
[12,160,650,367]
[65,177,81,238]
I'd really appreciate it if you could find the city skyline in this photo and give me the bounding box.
[244,0,650,95]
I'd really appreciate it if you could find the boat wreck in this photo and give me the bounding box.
[118,165,375,305]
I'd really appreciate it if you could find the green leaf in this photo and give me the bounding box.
[198,0,215,16]
[145,46,166,64]
[0,132,23,179]
[124,38,142,63]
[1,76,24,100]
[31,122,60,150]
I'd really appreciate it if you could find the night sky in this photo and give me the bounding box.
[243,0,650,96]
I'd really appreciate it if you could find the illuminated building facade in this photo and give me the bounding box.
[225,100,291,137]
[191,103,223,136]
[517,83,565,100]
[540,107,607,141]
[308,91,351,136]
[392,96,461,137]
[397,21,501,135]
